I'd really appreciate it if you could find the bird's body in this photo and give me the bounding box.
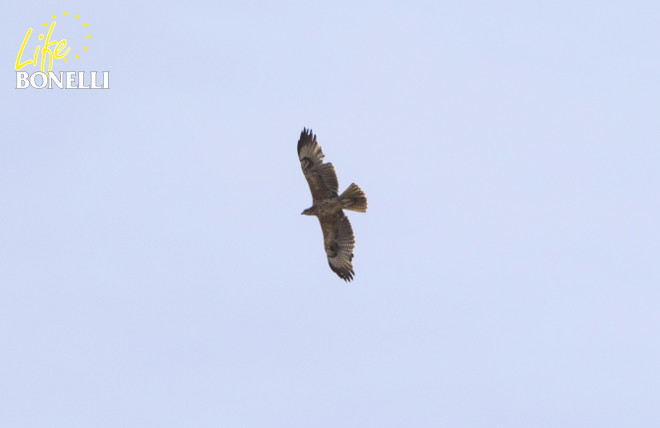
[297,128,367,282]
[301,197,343,217]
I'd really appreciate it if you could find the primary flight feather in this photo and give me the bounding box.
[298,128,367,282]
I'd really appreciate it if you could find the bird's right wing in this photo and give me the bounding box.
[319,211,356,282]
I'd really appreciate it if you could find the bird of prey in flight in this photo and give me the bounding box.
[298,128,367,281]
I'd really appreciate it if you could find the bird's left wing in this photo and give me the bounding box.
[297,128,339,201]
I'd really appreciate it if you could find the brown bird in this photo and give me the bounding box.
[298,128,367,281]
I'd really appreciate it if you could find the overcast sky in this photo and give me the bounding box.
[2,1,659,427]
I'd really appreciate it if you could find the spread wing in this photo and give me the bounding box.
[297,128,339,201]
[319,211,356,282]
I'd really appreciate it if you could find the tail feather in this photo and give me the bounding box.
[339,183,367,213]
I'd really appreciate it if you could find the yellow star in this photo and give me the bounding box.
[63,57,68,62]
[75,14,79,19]
[43,23,48,27]
[75,54,79,59]
[84,23,88,27]
[83,46,88,51]
[52,14,56,19]
[64,11,68,16]
[87,34,91,39]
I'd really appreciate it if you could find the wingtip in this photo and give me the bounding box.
[300,127,314,139]
[328,262,355,282]
[297,127,318,154]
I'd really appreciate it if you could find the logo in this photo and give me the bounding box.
[15,11,109,89]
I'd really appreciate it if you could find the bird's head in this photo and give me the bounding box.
[301,207,314,216]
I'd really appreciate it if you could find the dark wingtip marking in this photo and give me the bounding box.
[297,127,317,154]
[328,261,355,282]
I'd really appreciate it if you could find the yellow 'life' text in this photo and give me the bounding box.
[16,22,70,72]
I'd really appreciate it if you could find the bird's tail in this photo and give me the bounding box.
[339,183,367,213]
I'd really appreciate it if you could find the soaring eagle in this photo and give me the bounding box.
[298,128,367,281]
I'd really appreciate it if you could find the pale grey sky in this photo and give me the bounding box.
[2,1,659,427]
